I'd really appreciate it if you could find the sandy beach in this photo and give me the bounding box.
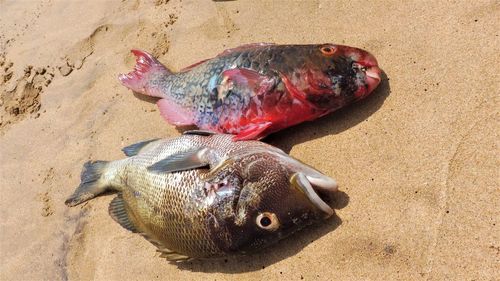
[0,0,498,280]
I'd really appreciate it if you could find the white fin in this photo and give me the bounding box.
[147,147,211,173]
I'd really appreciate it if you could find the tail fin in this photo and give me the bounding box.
[118,49,171,97]
[65,161,110,207]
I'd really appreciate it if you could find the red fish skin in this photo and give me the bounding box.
[119,44,382,140]
[226,85,315,140]
[227,72,337,140]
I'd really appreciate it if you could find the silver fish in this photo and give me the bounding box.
[65,132,338,260]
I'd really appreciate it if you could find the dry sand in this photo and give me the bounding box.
[0,0,498,280]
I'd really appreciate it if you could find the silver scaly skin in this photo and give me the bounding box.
[65,132,338,260]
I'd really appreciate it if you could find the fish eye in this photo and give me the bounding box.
[320,46,336,56]
[256,212,279,231]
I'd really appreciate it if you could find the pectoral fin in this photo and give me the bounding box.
[217,68,276,98]
[147,147,212,173]
[232,122,272,141]
[156,98,195,126]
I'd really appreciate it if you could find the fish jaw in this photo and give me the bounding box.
[365,65,382,96]
[345,47,381,100]
[282,154,339,218]
[290,172,335,217]
[353,64,381,100]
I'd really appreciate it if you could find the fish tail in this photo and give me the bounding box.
[118,49,172,98]
[65,160,112,207]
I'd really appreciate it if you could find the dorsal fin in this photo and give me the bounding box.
[182,130,216,136]
[122,139,159,156]
[179,58,210,72]
[179,43,275,73]
[108,194,139,232]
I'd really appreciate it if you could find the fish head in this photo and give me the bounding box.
[291,44,381,112]
[207,148,338,254]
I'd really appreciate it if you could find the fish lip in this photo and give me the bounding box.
[290,172,338,218]
[366,66,381,82]
[363,65,381,97]
[305,175,338,193]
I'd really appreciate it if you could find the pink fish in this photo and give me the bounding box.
[119,43,381,140]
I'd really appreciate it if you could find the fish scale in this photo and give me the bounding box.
[119,43,381,140]
[115,136,231,257]
[65,133,340,260]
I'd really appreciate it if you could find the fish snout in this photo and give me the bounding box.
[347,48,381,99]
[352,61,381,99]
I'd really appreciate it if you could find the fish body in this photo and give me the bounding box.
[119,43,381,140]
[65,132,338,260]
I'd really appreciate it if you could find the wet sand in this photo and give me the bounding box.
[0,1,498,280]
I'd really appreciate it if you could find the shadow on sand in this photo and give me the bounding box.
[266,71,391,153]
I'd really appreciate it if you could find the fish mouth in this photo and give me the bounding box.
[290,172,338,218]
[352,63,381,99]
[365,66,381,94]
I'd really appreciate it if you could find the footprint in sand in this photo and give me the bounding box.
[38,167,56,217]
[0,58,55,132]
[57,24,112,77]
